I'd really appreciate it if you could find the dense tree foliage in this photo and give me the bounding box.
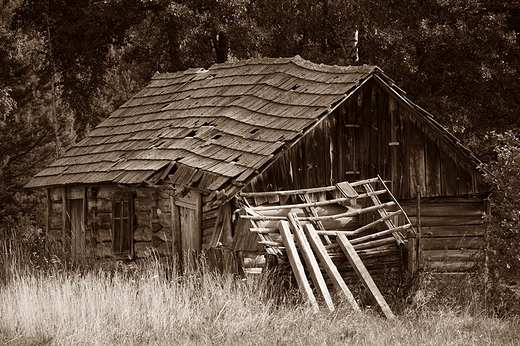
[2,0,520,292]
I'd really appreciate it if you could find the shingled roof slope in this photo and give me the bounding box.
[26,56,376,189]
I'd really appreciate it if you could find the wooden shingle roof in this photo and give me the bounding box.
[26,56,376,190]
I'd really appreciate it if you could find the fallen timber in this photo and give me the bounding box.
[236,176,417,318]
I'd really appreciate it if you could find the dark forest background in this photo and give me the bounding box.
[2,0,520,286]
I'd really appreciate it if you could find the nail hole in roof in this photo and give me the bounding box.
[290,84,300,91]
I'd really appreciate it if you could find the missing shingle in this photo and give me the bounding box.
[186,130,197,138]
[212,134,222,140]
[250,128,259,135]
[231,155,241,163]
[290,84,300,91]
[152,141,165,148]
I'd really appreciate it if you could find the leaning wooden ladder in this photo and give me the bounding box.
[240,176,414,319]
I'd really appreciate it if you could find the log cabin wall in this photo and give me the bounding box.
[400,196,486,272]
[46,185,175,260]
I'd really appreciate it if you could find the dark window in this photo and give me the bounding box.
[113,198,133,256]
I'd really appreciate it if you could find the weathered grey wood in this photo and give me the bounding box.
[287,213,334,312]
[350,224,411,245]
[336,181,359,198]
[298,193,331,245]
[336,233,395,319]
[170,195,182,263]
[348,210,402,236]
[278,220,319,312]
[242,201,396,221]
[303,224,360,312]
[363,182,404,244]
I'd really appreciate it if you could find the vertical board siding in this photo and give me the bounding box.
[245,79,486,200]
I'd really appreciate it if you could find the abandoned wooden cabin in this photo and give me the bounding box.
[26,56,489,276]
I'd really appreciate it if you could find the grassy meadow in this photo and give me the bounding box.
[1,241,520,345]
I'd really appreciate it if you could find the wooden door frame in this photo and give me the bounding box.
[62,186,87,260]
[171,189,202,270]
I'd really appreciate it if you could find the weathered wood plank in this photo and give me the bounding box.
[407,216,483,227]
[420,225,485,238]
[350,224,411,245]
[278,220,319,312]
[421,236,485,251]
[425,131,441,196]
[440,140,459,196]
[287,214,334,312]
[242,201,395,221]
[303,224,360,312]
[336,233,395,319]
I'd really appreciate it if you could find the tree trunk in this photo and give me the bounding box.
[167,19,183,72]
[213,31,228,63]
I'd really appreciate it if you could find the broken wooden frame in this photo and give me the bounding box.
[235,176,417,317]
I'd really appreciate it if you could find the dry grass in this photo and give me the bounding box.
[1,246,519,345]
[0,235,520,346]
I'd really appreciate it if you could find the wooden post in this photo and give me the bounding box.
[336,233,395,319]
[287,213,334,312]
[484,197,491,311]
[45,188,51,255]
[278,220,319,312]
[416,186,421,272]
[170,194,182,269]
[61,187,69,258]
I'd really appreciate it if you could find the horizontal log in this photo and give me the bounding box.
[92,244,112,258]
[402,202,484,217]
[203,209,219,221]
[49,216,63,230]
[49,188,63,202]
[420,225,485,238]
[202,218,217,230]
[408,216,483,227]
[94,213,112,226]
[96,228,112,243]
[134,227,152,242]
[425,261,479,272]
[422,249,482,262]
[421,236,485,250]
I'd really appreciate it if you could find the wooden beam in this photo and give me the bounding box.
[303,224,360,312]
[336,233,395,319]
[350,224,411,245]
[287,213,334,312]
[242,201,396,221]
[348,210,402,236]
[336,181,359,198]
[278,220,319,312]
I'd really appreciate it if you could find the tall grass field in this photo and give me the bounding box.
[1,240,520,345]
